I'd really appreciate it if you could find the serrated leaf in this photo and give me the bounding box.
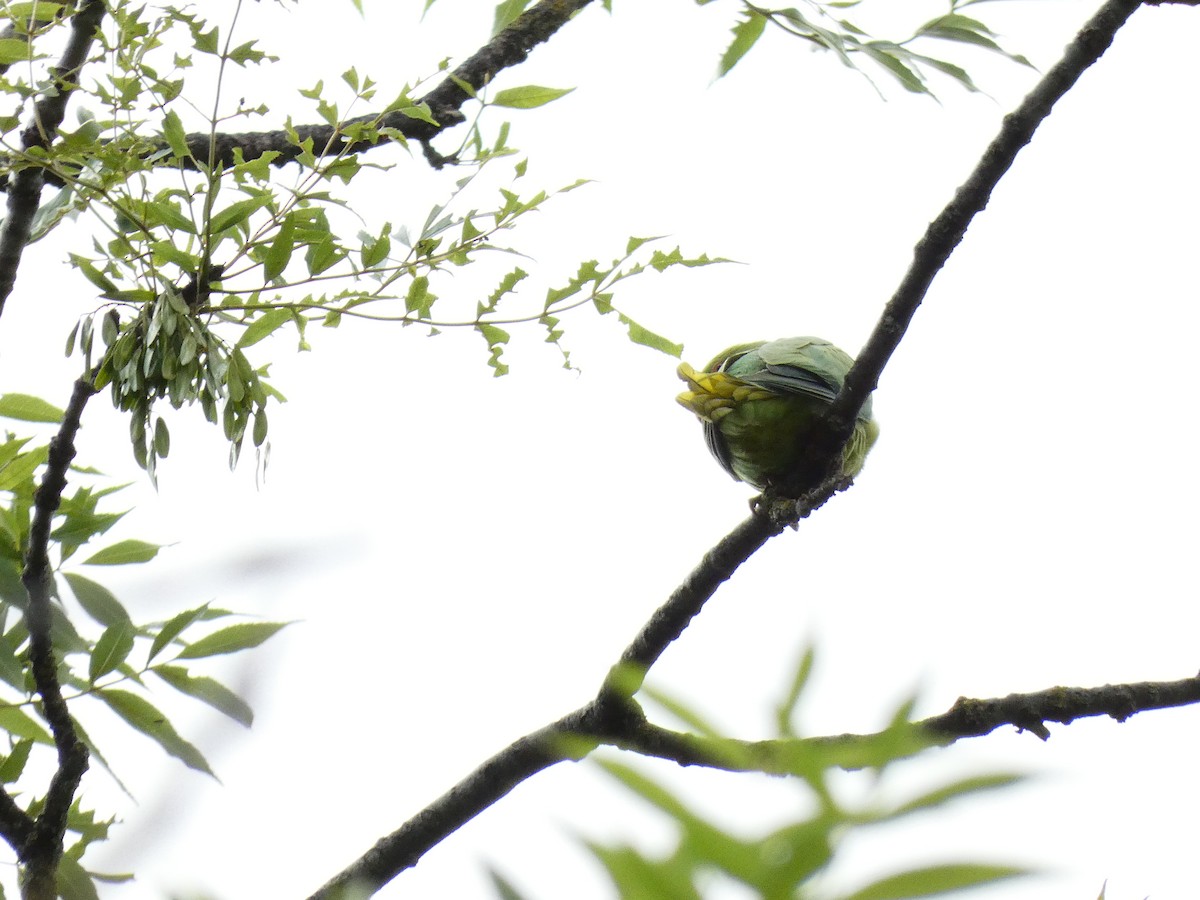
[0,394,63,423]
[719,11,766,77]
[95,689,214,776]
[153,665,253,727]
[617,313,681,357]
[83,540,161,566]
[491,85,574,109]
[176,621,288,659]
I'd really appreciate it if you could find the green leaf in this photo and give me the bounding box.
[153,665,253,727]
[208,195,271,235]
[176,621,288,659]
[887,773,1024,818]
[70,256,118,294]
[0,39,32,65]
[263,213,296,282]
[0,393,63,423]
[492,0,531,35]
[148,604,211,662]
[0,447,48,492]
[719,11,767,77]
[89,622,136,683]
[477,323,510,377]
[83,540,161,566]
[161,110,190,159]
[844,863,1028,900]
[64,573,131,627]
[0,706,52,745]
[862,45,928,94]
[236,308,292,349]
[491,85,574,109]
[95,689,214,776]
[0,740,32,783]
[617,313,682,357]
[56,853,101,900]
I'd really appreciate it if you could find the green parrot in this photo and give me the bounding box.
[676,336,879,492]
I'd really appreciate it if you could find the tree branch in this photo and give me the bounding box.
[18,378,96,900]
[601,674,1200,773]
[811,0,1144,495]
[5,0,594,192]
[0,0,105,322]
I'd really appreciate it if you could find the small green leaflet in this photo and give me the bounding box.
[64,573,132,628]
[83,539,162,565]
[491,85,574,109]
[236,308,293,349]
[0,706,52,745]
[0,393,63,423]
[719,11,766,77]
[96,689,214,776]
[153,665,254,727]
[89,622,136,683]
[176,621,288,659]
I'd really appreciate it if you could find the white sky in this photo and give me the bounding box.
[0,0,1197,898]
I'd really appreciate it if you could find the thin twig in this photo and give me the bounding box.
[18,379,96,898]
[602,674,1200,773]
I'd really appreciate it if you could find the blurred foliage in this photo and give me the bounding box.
[492,650,1030,899]
[0,398,287,895]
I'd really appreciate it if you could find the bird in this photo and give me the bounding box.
[675,336,879,493]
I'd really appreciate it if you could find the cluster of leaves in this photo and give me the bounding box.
[710,0,1032,95]
[0,2,715,475]
[494,651,1028,899]
[0,395,286,895]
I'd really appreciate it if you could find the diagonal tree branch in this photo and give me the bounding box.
[0,0,106,322]
[6,0,595,192]
[302,3,1161,892]
[18,378,96,900]
[794,0,1145,515]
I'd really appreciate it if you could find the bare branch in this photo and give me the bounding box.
[600,513,779,700]
[305,711,593,900]
[18,378,96,899]
[0,1,106,321]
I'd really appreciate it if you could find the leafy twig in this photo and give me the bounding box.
[0,0,107,320]
[170,0,594,176]
[601,674,1200,773]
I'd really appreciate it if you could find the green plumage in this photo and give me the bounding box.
[676,336,879,491]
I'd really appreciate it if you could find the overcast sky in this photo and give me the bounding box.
[1,1,1197,898]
